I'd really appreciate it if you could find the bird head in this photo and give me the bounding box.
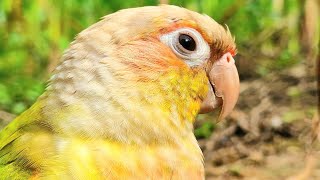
[97,5,239,120]
[45,5,239,141]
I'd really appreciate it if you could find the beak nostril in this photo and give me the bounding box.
[226,56,230,62]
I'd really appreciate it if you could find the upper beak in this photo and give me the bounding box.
[199,52,240,121]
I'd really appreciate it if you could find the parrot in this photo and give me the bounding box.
[0,5,239,179]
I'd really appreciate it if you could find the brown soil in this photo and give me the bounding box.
[197,65,319,179]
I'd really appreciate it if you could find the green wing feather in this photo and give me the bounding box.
[0,101,46,179]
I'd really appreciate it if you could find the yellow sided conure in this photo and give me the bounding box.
[0,5,239,179]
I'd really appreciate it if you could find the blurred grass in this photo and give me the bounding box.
[0,0,318,115]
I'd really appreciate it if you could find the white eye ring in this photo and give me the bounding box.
[160,28,210,67]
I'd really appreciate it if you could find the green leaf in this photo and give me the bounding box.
[195,121,215,138]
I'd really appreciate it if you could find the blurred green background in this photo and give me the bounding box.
[0,0,318,115]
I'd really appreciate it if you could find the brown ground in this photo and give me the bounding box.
[198,65,319,179]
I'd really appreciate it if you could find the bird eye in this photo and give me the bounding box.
[160,28,210,66]
[178,34,196,51]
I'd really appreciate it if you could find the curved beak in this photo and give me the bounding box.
[199,52,240,121]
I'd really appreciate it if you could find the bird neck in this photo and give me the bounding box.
[40,66,207,144]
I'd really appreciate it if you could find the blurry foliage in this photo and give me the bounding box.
[194,121,215,138]
[0,0,158,113]
[0,0,313,114]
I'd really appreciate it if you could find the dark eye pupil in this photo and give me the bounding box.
[179,34,196,51]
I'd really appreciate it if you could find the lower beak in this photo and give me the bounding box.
[199,52,240,121]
